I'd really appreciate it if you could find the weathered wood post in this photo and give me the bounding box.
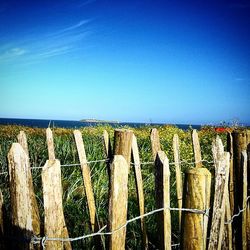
[173,134,183,230]
[42,159,71,250]
[242,151,248,250]
[192,129,202,168]
[46,128,55,160]
[73,130,96,232]
[155,151,171,250]
[231,129,249,248]
[150,128,161,161]
[103,130,112,178]
[113,129,133,167]
[8,143,34,250]
[227,132,234,213]
[131,134,148,249]
[17,131,40,238]
[247,142,250,250]
[108,155,129,250]
[208,137,230,250]
[181,168,211,250]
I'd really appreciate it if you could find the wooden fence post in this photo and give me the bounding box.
[181,167,211,250]
[73,130,96,232]
[46,128,55,160]
[242,150,248,250]
[150,128,161,161]
[7,143,34,250]
[113,129,133,167]
[155,151,171,250]
[208,137,230,250]
[192,129,202,168]
[108,155,129,250]
[227,132,234,213]
[173,134,183,231]
[103,130,112,178]
[17,131,40,238]
[232,130,248,248]
[42,159,71,250]
[131,134,148,249]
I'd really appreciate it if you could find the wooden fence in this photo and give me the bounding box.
[0,128,249,250]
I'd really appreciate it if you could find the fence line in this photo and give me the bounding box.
[28,196,249,248]
[0,158,214,176]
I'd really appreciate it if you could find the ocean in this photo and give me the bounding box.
[0,118,201,130]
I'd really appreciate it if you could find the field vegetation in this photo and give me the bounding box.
[0,124,227,249]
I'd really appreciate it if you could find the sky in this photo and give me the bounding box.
[0,0,250,125]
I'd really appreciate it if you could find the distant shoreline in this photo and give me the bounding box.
[80,119,119,124]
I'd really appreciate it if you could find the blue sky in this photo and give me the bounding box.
[0,0,250,124]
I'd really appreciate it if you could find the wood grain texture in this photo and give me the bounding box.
[181,167,211,250]
[46,128,55,160]
[17,131,40,237]
[192,129,202,168]
[8,143,34,250]
[42,159,71,250]
[108,155,129,250]
[131,134,148,249]
[242,151,247,250]
[73,130,96,232]
[173,134,183,231]
[150,128,161,161]
[155,151,171,250]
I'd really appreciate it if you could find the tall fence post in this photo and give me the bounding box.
[108,155,129,250]
[227,132,234,213]
[17,131,40,238]
[155,151,171,250]
[242,150,248,250]
[42,159,71,250]
[131,134,148,249]
[7,143,34,250]
[113,129,133,167]
[73,130,96,232]
[103,130,112,178]
[231,130,249,248]
[192,129,202,168]
[150,128,161,161]
[208,137,230,250]
[173,134,183,231]
[46,128,55,160]
[181,167,211,250]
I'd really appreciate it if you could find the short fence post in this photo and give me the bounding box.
[108,155,129,250]
[42,159,71,250]
[73,130,96,232]
[131,134,148,249]
[113,129,133,167]
[208,137,230,250]
[17,131,40,238]
[7,143,34,250]
[155,151,171,250]
[173,134,183,231]
[181,167,211,250]
[46,128,55,160]
[192,129,202,168]
[103,130,112,178]
[150,128,161,161]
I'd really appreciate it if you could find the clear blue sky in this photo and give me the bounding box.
[0,0,249,124]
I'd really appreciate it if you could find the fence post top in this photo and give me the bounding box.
[186,167,211,176]
[114,129,133,133]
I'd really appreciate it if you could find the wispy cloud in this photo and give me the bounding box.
[0,19,91,65]
[78,0,97,7]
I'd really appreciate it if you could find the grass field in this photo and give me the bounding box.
[0,124,227,249]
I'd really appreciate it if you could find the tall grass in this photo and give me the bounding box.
[0,125,226,249]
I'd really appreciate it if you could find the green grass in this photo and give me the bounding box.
[0,124,227,249]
